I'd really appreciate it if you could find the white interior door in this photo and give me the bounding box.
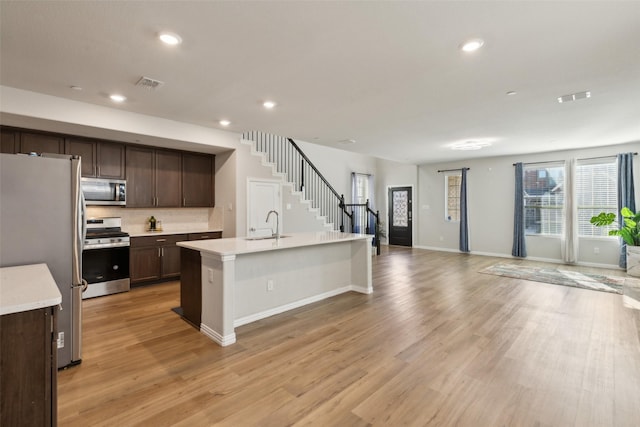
[248,180,282,238]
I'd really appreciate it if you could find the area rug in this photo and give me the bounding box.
[479,263,628,295]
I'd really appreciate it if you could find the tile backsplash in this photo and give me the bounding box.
[86,206,223,234]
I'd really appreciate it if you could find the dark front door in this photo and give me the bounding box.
[388,186,412,246]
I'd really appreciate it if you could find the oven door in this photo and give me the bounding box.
[82,246,130,299]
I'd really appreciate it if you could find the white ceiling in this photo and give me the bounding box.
[1,1,639,164]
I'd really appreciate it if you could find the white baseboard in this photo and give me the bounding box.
[200,324,236,347]
[412,246,622,270]
[234,285,364,327]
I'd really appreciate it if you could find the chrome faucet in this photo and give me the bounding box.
[265,210,280,239]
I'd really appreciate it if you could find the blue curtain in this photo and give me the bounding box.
[617,153,636,268]
[459,168,470,252]
[512,162,527,257]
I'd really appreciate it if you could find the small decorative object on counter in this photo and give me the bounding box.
[156,220,163,232]
[149,216,156,231]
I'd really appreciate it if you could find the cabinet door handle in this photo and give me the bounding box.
[200,236,209,239]
[183,197,186,206]
[97,165,100,176]
[158,248,161,257]
[156,238,166,242]
[161,247,164,257]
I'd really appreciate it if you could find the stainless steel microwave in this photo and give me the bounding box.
[81,177,126,206]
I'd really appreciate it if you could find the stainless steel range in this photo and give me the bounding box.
[82,217,130,299]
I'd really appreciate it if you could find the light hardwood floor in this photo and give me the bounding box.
[58,246,640,426]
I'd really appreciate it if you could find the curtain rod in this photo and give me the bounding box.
[437,167,470,173]
[512,160,564,166]
[578,152,637,162]
[513,152,637,166]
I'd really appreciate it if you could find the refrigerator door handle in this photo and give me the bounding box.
[71,156,86,287]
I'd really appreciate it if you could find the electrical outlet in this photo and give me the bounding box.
[594,247,600,254]
[208,268,214,283]
[267,279,274,291]
[58,332,64,349]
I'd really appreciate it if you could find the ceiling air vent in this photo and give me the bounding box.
[135,76,165,90]
[557,90,590,103]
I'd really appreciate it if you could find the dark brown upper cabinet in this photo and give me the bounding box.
[126,146,182,208]
[65,138,125,179]
[1,128,18,154]
[19,132,64,155]
[182,152,215,207]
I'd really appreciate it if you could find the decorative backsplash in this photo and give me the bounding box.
[85,206,223,234]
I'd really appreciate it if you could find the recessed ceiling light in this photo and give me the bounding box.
[450,140,492,151]
[219,120,231,126]
[159,32,182,45]
[338,139,356,145]
[506,91,517,96]
[460,38,484,52]
[263,101,277,109]
[70,85,83,91]
[109,94,126,103]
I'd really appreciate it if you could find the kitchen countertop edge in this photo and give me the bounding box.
[128,228,224,238]
[177,231,374,257]
[0,263,62,316]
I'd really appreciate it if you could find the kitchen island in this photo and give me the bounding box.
[177,231,373,346]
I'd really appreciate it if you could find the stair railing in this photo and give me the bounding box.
[342,200,381,255]
[243,131,381,254]
[243,131,352,232]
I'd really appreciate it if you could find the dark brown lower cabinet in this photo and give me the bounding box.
[1,306,57,426]
[130,234,188,285]
[180,248,202,329]
[130,232,222,286]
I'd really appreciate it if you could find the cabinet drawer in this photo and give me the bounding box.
[188,231,222,241]
[131,234,188,247]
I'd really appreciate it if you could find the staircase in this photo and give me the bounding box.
[242,131,380,254]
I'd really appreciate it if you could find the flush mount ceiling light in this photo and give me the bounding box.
[158,32,182,46]
[109,94,126,103]
[263,101,277,109]
[450,140,492,151]
[557,90,591,103]
[219,120,231,126]
[460,38,484,52]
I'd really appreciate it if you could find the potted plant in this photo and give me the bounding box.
[590,207,640,277]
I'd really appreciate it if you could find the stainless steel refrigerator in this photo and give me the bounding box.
[0,153,85,368]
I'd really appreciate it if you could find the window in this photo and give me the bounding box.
[353,173,370,204]
[523,163,565,235]
[445,174,462,221]
[577,158,618,237]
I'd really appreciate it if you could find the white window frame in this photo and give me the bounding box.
[444,173,462,222]
[523,162,565,236]
[576,158,618,238]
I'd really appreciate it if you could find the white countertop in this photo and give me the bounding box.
[128,228,223,238]
[0,264,62,316]
[177,231,373,256]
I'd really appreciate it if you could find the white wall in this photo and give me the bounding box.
[418,142,640,267]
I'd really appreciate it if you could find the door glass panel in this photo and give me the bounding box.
[393,190,408,227]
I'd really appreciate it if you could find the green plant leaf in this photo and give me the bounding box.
[590,212,616,226]
[621,206,635,218]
